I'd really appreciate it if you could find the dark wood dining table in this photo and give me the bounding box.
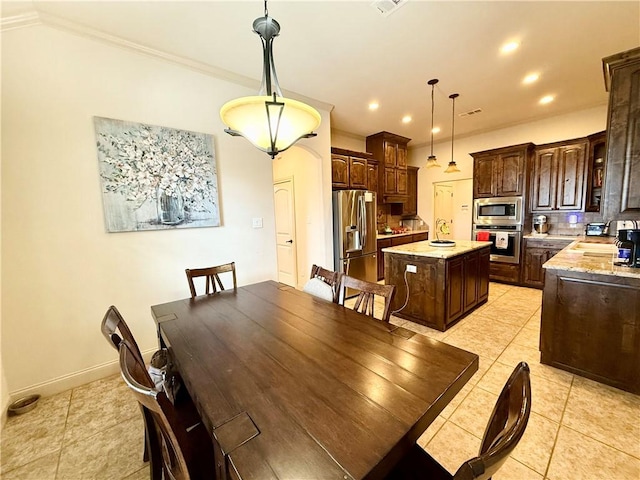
[151,280,478,480]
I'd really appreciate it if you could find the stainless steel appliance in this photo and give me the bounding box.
[533,215,549,234]
[473,196,523,225]
[585,222,606,236]
[473,224,522,264]
[617,229,640,268]
[333,190,378,285]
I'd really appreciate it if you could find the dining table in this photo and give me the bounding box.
[151,280,479,480]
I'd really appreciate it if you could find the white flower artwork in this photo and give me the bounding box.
[94,117,220,232]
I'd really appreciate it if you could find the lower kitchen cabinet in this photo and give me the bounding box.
[541,267,640,394]
[522,237,574,288]
[385,246,490,331]
[377,232,429,280]
[489,261,520,284]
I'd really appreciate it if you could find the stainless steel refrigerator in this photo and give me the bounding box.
[333,190,378,288]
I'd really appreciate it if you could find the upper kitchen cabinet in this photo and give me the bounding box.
[471,143,533,198]
[331,147,372,191]
[366,132,411,203]
[602,47,640,221]
[403,166,419,216]
[585,131,607,212]
[530,138,587,212]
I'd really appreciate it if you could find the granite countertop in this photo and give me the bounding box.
[522,234,581,240]
[382,240,492,259]
[377,229,429,240]
[543,236,640,279]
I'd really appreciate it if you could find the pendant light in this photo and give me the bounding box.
[444,93,461,173]
[220,0,321,159]
[425,79,441,168]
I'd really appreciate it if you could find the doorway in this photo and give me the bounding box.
[433,179,473,240]
[273,178,298,287]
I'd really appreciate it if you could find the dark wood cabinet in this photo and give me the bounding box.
[386,246,490,331]
[377,238,392,281]
[530,139,587,212]
[541,267,640,394]
[522,237,573,288]
[403,166,419,216]
[367,159,379,197]
[585,131,607,212]
[489,261,520,284]
[366,132,411,203]
[377,232,429,280]
[471,143,532,198]
[602,47,640,222]
[330,147,372,191]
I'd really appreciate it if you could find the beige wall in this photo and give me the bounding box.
[1,23,331,398]
[409,105,609,230]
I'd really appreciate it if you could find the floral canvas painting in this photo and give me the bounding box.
[94,117,220,232]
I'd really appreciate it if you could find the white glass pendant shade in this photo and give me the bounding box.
[425,155,439,168]
[444,161,461,173]
[220,95,321,157]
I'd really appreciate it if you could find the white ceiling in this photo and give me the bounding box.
[3,1,639,147]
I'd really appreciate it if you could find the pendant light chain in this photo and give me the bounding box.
[426,78,440,168]
[451,94,455,161]
[430,82,435,156]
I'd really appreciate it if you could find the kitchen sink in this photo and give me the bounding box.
[566,242,617,256]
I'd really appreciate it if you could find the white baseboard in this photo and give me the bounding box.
[5,348,156,406]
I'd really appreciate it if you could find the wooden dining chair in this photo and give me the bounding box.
[385,362,532,480]
[185,262,237,298]
[119,339,216,480]
[337,275,396,322]
[307,264,342,302]
[101,305,154,463]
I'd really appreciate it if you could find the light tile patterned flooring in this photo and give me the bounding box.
[1,283,639,479]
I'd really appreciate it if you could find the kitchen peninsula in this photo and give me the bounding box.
[384,240,491,331]
[541,237,640,394]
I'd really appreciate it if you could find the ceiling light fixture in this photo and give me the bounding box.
[369,102,379,111]
[501,41,520,54]
[219,0,321,159]
[539,95,555,105]
[402,115,412,123]
[425,78,441,168]
[444,93,461,174]
[523,73,540,84]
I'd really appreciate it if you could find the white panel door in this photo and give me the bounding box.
[433,183,454,240]
[274,179,297,287]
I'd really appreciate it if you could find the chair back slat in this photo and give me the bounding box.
[337,275,395,322]
[310,264,342,302]
[101,306,145,365]
[185,262,237,298]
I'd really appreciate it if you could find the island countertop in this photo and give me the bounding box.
[382,240,491,259]
[543,236,640,279]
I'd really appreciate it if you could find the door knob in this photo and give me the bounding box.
[286,239,293,244]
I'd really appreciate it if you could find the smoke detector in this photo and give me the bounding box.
[459,108,483,117]
[371,0,408,17]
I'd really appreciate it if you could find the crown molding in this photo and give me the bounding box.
[0,11,41,31]
[2,10,334,113]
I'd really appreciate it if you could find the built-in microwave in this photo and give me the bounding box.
[473,196,523,226]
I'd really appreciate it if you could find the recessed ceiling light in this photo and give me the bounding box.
[523,73,539,84]
[500,41,520,54]
[402,115,412,123]
[369,102,379,111]
[432,127,441,134]
[539,95,555,105]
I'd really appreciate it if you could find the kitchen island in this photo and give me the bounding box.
[383,240,491,331]
[541,237,640,394]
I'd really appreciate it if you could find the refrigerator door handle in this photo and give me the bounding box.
[359,196,367,250]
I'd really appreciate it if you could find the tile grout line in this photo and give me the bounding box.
[541,374,575,480]
[54,389,74,480]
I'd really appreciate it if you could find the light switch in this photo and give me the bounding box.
[252,217,263,228]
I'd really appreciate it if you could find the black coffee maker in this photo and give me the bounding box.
[617,229,640,267]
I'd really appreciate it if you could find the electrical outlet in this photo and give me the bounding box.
[406,265,417,273]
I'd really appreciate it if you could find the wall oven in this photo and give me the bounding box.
[473,196,523,226]
[473,224,522,264]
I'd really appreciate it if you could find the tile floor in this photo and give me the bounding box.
[1,283,639,479]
